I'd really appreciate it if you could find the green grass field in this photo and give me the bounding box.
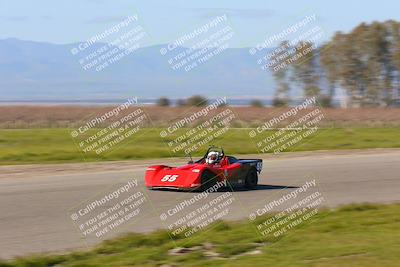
[1,203,399,267]
[0,127,399,165]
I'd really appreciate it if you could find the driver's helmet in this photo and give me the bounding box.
[206,151,220,164]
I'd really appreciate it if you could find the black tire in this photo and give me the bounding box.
[200,170,218,191]
[245,168,258,189]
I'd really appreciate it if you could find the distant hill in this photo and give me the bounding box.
[0,38,275,101]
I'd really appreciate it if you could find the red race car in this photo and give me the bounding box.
[145,146,263,191]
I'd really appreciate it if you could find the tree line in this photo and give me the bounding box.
[271,20,400,107]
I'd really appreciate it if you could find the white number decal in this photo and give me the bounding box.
[161,174,178,182]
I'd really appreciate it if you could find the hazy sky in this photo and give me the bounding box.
[1,0,399,47]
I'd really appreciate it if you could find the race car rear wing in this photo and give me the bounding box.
[236,159,263,173]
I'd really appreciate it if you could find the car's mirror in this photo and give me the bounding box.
[186,153,194,164]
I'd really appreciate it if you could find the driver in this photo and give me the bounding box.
[206,151,221,164]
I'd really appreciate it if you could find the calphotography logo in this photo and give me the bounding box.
[160,14,235,72]
[248,179,328,241]
[70,15,148,72]
[70,97,151,157]
[158,97,240,155]
[153,180,240,242]
[249,97,325,154]
[250,14,325,72]
[68,178,153,241]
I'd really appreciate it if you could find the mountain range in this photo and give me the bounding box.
[0,38,276,101]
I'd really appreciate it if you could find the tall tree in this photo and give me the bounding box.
[321,22,395,106]
[270,20,400,107]
[270,41,291,106]
[388,20,400,102]
[319,36,341,106]
[292,41,321,99]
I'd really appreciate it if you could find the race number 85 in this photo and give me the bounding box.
[161,174,178,182]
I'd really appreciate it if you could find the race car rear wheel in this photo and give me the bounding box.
[245,168,258,189]
[200,170,218,191]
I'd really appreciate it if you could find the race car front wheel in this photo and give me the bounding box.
[245,168,258,189]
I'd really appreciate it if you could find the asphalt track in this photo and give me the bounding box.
[1,149,400,259]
